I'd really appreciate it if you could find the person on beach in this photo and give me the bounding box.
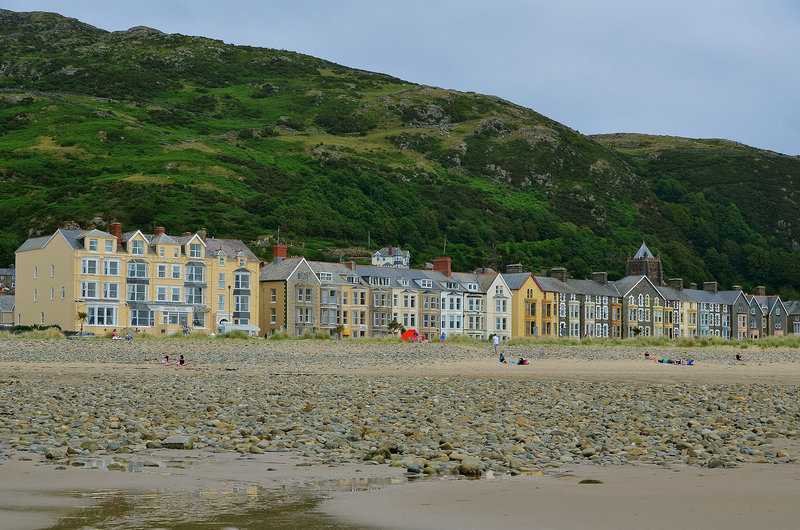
[176,354,187,367]
[492,334,500,357]
[440,332,446,342]
[162,355,171,366]
[125,332,133,341]
[111,329,119,339]
[499,353,507,364]
[517,357,529,365]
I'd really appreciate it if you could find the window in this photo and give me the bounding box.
[127,262,147,279]
[219,256,226,266]
[173,248,179,258]
[163,311,189,326]
[125,284,146,301]
[234,272,250,289]
[50,287,54,300]
[103,282,119,300]
[104,260,120,276]
[186,265,205,282]
[186,287,203,304]
[297,271,309,282]
[157,286,168,302]
[217,295,225,312]
[420,279,432,288]
[105,240,114,253]
[60,287,65,300]
[159,246,165,257]
[157,264,168,279]
[193,312,206,328]
[170,286,181,302]
[81,281,98,299]
[172,265,182,280]
[88,239,98,252]
[270,308,276,324]
[81,259,98,275]
[270,288,276,303]
[131,240,144,255]
[88,306,116,326]
[320,272,332,281]
[239,258,246,267]
[34,266,38,279]
[50,264,55,277]
[189,243,202,258]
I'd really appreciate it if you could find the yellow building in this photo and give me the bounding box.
[15,224,259,335]
[503,272,538,338]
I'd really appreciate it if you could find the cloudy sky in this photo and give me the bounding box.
[5,1,799,155]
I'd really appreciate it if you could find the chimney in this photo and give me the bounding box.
[689,283,697,290]
[273,244,288,261]
[703,281,718,294]
[756,285,766,296]
[549,267,568,283]
[154,226,165,236]
[346,261,356,271]
[505,263,526,274]
[591,272,608,286]
[198,228,207,241]
[182,232,192,237]
[433,257,452,277]
[668,278,684,291]
[732,284,742,292]
[109,222,122,245]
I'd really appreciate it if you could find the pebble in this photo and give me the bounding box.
[0,340,798,477]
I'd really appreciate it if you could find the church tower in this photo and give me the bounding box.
[626,242,664,285]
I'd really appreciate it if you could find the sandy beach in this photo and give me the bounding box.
[1,339,799,528]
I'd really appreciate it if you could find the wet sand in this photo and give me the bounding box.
[1,340,799,528]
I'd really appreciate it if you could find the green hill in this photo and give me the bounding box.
[2,9,800,297]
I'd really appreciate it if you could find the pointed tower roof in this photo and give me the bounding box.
[633,242,655,259]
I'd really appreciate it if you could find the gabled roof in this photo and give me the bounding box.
[150,233,179,245]
[784,300,800,315]
[749,295,785,315]
[565,278,620,298]
[534,275,574,294]
[633,242,655,259]
[205,238,259,262]
[16,229,84,252]
[260,257,311,282]
[717,289,745,305]
[76,229,114,239]
[309,261,365,286]
[477,273,504,293]
[501,272,533,291]
[612,275,658,297]
[374,246,409,258]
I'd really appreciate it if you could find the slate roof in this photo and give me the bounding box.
[204,238,259,262]
[611,275,652,296]
[565,278,619,297]
[501,272,532,291]
[658,285,693,302]
[784,300,800,315]
[534,275,574,294]
[633,242,655,259]
[259,257,306,282]
[309,261,366,286]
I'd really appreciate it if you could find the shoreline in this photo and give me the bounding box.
[1,340,799,528]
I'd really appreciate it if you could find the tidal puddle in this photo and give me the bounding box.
[46,476,405,529]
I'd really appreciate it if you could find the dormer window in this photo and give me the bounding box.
[131,240,144,255]
[239,258,246,267]
[347,276,359,284]
[173,248,179,258]
[159,246,165,257]
[189,243,202,258]
[468,283,478,291]
[219,257,226,267]
[399,278,409,287]
[88,239,98,252]
[104,240,114,253]
[320,272,332,281]
[420,279,432,289]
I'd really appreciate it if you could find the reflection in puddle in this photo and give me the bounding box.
[47,477,403,529]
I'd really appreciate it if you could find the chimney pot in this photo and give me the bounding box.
[703,281,718,294]
[109,222,122,245]
[273,244,288,260]
[433,256,452,277]
[155,226,165,236]
[732,284,742,291]
[549,267,568,283]
[756,285,766,296]
[689,282,698,290]
[505,263,526,274]
[591,271,608,285]
[668,278,684,291]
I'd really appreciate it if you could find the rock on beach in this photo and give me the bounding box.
[0,339,798,476]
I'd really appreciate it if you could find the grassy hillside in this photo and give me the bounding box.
[2,9,800,296]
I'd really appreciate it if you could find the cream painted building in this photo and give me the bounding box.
[15,224,259,335]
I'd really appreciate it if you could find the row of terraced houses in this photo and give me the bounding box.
[11,226,800,340]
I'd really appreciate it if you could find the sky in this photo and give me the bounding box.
[4,0,799,155]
